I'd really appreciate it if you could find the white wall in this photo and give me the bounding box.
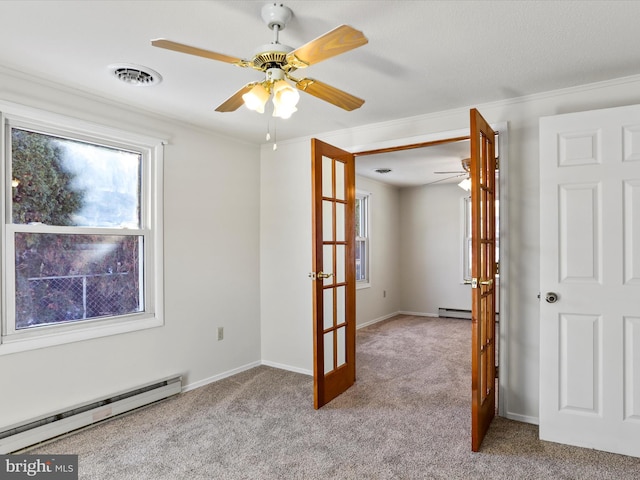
[259,139,315,373]
[0,69,262,428]
[354,176,401,327]
[259,74,640,424]
[399,184,471,316]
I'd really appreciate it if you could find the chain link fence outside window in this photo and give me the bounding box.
[17,272,140,329]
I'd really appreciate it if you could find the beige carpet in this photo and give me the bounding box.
[30,315,640,479]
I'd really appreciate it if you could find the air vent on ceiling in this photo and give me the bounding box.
[110,64,162,86]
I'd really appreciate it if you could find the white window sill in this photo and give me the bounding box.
[0,314,163,356]
[356,282,371,290]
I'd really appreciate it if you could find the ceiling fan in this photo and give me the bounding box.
[433,157,471,176]
[151,3,368,118]
[428,157,471,189]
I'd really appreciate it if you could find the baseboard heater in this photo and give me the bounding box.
[0,375,182,454]
[438,307,472,320]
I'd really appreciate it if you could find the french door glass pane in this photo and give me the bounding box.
[336,245,345,283]
[323,244,333,285]
[335,161,345,201]
[324,331,334,374]
[323,288,334,329]
[323,201,333,241]
[335,203,345,241]
[14,233,143,329]
[336,286,345,325]
[322,156,332,198]
[337,326,346,367]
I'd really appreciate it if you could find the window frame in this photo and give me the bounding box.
[0,103,164,355]
[355,190,370,288]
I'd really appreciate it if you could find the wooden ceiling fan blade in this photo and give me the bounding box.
[295,78,364,111]
[215,84,256,112]
[151,39,249,66]
[286,25,368,68]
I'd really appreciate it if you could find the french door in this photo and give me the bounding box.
[310,139,356,409]
[469,109,498,451]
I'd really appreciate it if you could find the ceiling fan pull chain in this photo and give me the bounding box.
[272,119,278,151]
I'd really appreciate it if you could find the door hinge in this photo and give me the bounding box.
[495,156,500,170]
[495,365,499,378]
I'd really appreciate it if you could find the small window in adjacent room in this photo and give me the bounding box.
[1,108,164,354]
[355,191,370,284]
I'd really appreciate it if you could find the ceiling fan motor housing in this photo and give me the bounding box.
[261,3,292,30]
[252,42,294,71]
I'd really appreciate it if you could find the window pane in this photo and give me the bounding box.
[11,128,141,228]
[15,233,143,329]
[355,193,369,282]
[356,240,366,281]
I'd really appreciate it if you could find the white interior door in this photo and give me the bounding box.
[539,103,640,458]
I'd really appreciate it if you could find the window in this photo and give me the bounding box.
[1,107,164,353]
[355,191,369,284]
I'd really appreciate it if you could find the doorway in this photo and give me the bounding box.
[349,122,509,416]
[310,115,507,451]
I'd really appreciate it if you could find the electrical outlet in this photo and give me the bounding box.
[217,327,224,341]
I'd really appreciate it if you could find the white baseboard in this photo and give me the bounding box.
[261,360,312,376]
[397,311,438,318]
[182,361,261,392]
[357,311,402,329]
[504,411,539,425]
[183,360,313,393]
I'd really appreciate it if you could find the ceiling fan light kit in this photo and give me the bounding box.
[151,2,367,124]
[458,178,472,191]
[242,83,270,113]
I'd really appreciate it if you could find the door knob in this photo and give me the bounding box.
[317,272,333,279]
[545,292,559,303]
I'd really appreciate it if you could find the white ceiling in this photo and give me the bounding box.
[1,1,640,186]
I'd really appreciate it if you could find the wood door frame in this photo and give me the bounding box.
[349,123,510,419]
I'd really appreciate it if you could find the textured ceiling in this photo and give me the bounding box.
[1,0,639,185]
